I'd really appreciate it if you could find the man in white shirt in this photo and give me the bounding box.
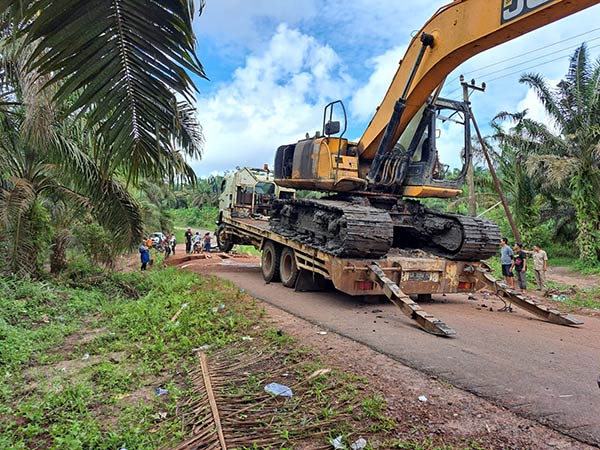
[532,244,548,291]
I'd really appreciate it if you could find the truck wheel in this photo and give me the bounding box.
[216,224,233,253]
[262,241,281,282]
[280,247,299,288]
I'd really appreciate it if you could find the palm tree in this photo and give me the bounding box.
[0,0,206,181]
[493,44,600,263]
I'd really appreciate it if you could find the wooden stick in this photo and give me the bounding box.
[200,352,227,450]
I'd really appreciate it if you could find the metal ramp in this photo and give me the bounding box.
[467,266,583,327]
[367,263,456,337]
[366,263,582,337]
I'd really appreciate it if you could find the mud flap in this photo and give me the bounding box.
[294,269,328,292]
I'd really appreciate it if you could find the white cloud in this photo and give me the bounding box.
[516,80,560,132]
[349,46,406,122]
[194,25,355,175]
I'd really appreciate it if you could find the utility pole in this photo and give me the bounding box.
[462,78,479,217]
[461,76,522,244]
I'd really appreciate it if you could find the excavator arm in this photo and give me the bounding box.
[360,0,600,162]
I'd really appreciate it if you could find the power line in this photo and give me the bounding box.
[449,41,600,102]
[445,26,600,87]
[485,42,600,84]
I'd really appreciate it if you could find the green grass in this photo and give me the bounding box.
[0,266,255,449]
[1,264,415,449]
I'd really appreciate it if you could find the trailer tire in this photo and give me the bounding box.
[280,247,299,288]
[216,224,233,253]
[262,241,281,282]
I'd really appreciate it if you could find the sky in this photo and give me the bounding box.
[189,0,600,176]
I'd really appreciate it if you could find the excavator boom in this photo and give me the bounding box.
[359,0,600,160]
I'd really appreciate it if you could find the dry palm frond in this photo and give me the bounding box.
[525,155,578,191]
[166,344,366,450]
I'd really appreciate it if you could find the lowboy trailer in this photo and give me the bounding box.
[217,210,582,337]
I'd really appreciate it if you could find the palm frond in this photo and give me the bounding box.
[2,0,206,182]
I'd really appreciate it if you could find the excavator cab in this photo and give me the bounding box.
[274,101,367,193]
[395,97,471,198]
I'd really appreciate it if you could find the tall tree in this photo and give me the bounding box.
[493,44,600,263]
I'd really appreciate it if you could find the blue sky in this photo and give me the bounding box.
[190,1,600,176]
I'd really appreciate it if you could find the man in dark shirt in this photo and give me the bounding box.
[511,242,527,292]
[184,228,193,255]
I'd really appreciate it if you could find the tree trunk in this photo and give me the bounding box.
[572,174,599,265]
[50,233,68,274]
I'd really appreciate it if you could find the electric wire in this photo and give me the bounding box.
[445,26,600,88]
[442,28,600,97]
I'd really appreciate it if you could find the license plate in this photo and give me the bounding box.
[407,271,432,281]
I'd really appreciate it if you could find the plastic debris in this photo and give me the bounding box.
[82,353,90,361]
[219,303,226,309]
[264,382,293,397]
[239,288,246,293]
[483,292,490,300]
[418,395,428,402]
[351,438,367,450]
[242,336,253,341]
[331,435,346,449]
[317,331,328,335]
[211,307,219,313]
[155,388,169,396]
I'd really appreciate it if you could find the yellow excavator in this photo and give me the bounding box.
[272,0,600,261]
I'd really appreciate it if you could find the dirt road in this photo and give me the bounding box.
[174,257,600,447]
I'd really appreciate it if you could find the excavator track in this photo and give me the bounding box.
[426,210,501,261]
[270,197,500,261]
[270,198,393,258]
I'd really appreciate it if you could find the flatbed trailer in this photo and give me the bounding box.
[217,214,582,336]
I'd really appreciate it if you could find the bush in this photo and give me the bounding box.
[72,223,119,268]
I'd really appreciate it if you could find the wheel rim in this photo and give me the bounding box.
[264,248,273,272]
[281,252,293,280]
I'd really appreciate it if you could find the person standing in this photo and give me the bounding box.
[184,228,192,254]
[511,242,527,292]
[170,233,177,255]
[500,237,514,289]
[164,238,171,259]
[139,244,150,271]
[532,244,548,291]
[202,232,212,252]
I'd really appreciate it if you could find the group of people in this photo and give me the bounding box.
[184,228,213,254]
[139,233,177,271]
[500,238,548,293]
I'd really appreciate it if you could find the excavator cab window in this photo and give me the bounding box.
[399,98,470,190]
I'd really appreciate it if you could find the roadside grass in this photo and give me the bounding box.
[1,264,464,449]
[544,280,600,311]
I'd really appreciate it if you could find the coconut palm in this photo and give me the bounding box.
[493,44,600,263]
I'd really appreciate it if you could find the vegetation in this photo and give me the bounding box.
[0,265,401,449]
[446,44,600,270]
[0,2,206,276]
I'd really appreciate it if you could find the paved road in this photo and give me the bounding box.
[202,263,600,446]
